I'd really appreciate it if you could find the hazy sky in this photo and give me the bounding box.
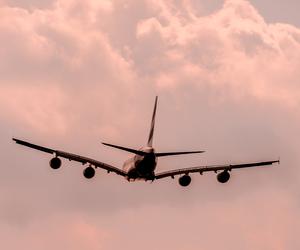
[1,0,300,249]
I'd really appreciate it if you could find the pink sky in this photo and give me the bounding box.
[1,0,300,249]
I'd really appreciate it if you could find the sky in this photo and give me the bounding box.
[0,0,300,249]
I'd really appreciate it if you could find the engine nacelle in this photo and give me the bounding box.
[83,166,95,179]
[217,171,230,183]
[179,175,191,187]
[50,157,62,169]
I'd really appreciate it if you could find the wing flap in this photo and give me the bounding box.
[155,160,279,179]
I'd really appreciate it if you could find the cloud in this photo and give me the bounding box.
[1,213,109,250]
[0,0,300,249]
[1,0,300,127]
[0,85,67,134]
[132,0,300,106]
[103,187,298,250]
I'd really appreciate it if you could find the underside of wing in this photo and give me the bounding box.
[13,138,127,178]
[155,160,279,186]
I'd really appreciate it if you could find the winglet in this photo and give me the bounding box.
[147,96,158,147]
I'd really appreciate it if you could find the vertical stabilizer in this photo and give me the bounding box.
[147,96,158,147]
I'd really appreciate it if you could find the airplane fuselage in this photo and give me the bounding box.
[123,147,157,181]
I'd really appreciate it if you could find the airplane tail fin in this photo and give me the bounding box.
[147,96,158,147]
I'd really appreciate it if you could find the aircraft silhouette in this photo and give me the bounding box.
[13,97,279,186]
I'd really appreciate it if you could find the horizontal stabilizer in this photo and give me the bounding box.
[155,150,205,157]
[102,142,146,156]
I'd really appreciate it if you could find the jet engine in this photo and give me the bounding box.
[50,157,62,169]
[83,166,95,179]
[217,171,230,183]
[178,175,191,187]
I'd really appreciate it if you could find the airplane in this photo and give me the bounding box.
[13,96,279,186]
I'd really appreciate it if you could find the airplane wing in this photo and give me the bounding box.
[13,138,127,177]
[154,160,279,179]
